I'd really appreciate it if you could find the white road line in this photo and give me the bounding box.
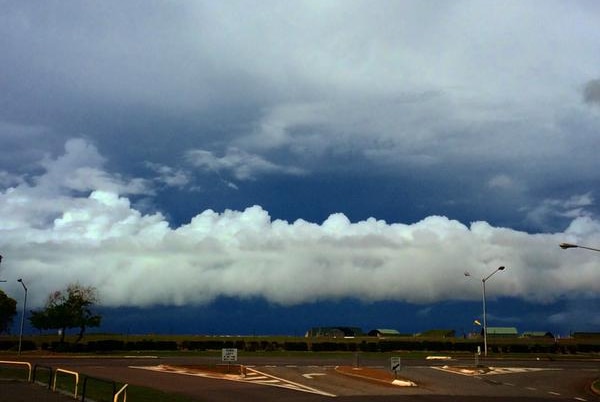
[574,397,587,401]
[548,391,561,396]
[245,367,336,397]
[433,366,563,376]
[130,365,336,397]
[251,379,281,384]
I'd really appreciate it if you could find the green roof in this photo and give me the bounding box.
[374,329,401,335]
[486,327,518,335]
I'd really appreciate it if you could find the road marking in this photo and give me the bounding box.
[129,365,336,397]
[426,356,453,360]
[548,391,561,396]
[433,366,562,376]
[245,367,336,397]
[574,397,587,401]
[302,373,326,379]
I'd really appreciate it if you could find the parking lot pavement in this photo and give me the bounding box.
[335,365,417,387]
[0,381,75,402]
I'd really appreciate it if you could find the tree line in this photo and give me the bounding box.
[0,283,101,342]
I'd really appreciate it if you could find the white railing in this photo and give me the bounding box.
[114,383,128,402]
[0,360,32,382]
[54,368,79,398]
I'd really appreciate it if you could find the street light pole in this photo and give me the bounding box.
[481,266,505,357]
[466,266,506,357]
[559,243,600,253]
[17,278,28,356]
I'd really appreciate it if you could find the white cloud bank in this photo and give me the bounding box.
[0,139,599,308]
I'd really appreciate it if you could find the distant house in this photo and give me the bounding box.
[521,331,554,339]
[368,329,403,338]
[305,326,364,338]
[486,327,518,337]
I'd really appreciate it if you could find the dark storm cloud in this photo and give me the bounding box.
[583,79,600,106]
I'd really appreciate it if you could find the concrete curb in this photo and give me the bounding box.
[335,366,416,387]
[591,379,600,396]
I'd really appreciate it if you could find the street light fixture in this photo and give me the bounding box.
[465,266,506,357]
[17,278,28,356]
[559,243,600,253]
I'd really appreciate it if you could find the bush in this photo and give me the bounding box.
[311,342,349,352]
[87,339,125,352]
[359,342,379,352]
[283,341,309,351]
[126,340,177,351]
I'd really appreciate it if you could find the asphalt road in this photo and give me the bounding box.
[9,355,600,402]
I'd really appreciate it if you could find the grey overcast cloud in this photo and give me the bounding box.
[1,1,599,335]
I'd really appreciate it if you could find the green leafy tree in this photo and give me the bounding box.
[29,283,101,343]
[0,290,17,334]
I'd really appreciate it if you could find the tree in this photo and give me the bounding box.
[0,290,17,334]
[29,283,101,343]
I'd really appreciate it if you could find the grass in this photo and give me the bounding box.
[0,364,200,402]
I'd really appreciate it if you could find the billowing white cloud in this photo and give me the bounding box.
[524,193,595,231]
[0,139,599,309]
[145,162,191,189]
[186,147,305,181]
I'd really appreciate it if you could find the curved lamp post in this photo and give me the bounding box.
[17,278,28,356]
[559,243,600,253]
[465,266,506,357]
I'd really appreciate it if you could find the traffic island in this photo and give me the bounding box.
[335,366,417,387]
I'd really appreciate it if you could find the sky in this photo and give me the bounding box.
[1,1,600,337]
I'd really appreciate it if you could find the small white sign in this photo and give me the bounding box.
[390,357,401,373]
[222,348,238,362]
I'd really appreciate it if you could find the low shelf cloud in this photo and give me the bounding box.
[0,140,597,309]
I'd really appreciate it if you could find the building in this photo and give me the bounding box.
[486,327,518,337]
[368,329,404,338]
[305,326,364,338]
[521,331,554,339]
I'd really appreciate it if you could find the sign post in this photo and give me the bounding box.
[222,348,238,373]
[221,348,238,362]
[390,357,401,378]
